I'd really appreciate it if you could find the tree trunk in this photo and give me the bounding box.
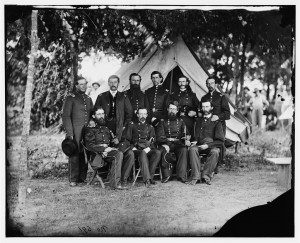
[60,11,78,92]
[17,10,39,217]
[238,41,247,105]
[230,51,240,105]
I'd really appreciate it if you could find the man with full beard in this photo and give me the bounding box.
[170,75,200,137]
[188,100,225,185]
[125,73,150,122]
[156,103,191,183]
[84,107,132,190]
[122,108,161,187]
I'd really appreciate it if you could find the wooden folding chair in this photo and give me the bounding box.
[81,141,107,188]
[132,155,162,187]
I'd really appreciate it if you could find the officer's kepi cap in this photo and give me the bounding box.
[61,137,78,157]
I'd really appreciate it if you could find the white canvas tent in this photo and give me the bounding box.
[116,36,251,144]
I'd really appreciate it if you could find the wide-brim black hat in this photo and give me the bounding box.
[62,137,78,157]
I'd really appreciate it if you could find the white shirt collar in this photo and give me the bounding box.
[110,90,118,97]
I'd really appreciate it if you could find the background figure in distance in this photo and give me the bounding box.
[188,100,225,185]
[84,107,128,190]
[88,81,102,105]
[122,108,161,187]
[249,88,269,129]
[94,75,133,143]
[125,73,150,122]
[238,86,252,122]
[170,75,200,137]
[145,71,170,127]
[156,103,190,184]
[62,76,93,187]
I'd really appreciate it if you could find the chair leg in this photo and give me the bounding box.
[132,169,141,187]
[87,170,97,185]
[95,174,105,189]
[132,163,136,181]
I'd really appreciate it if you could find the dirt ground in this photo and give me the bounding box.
[7,166,287,236]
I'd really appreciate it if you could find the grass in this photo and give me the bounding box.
[6,128,293,236]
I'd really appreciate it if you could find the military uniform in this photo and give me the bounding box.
[125,88,150,122]
[145,85,170,123]
[200,90,230,134]
[94,91,133,140]
[122,121,161,182]
[170,87,200,136]
[156,117,189,181]
[62,90,93,183]
[189,116,225,182]
[84,123,134,188]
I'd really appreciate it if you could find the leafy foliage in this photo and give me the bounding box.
[6,7,294,134]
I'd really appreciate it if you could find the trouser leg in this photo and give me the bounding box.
[107,150,123,188]
[137,150,151,182]
[202,148,220,180]
[188,146,201,180]
[78,150,88,181]
[175,146,188,181]
[69,152,80,182]
[257,108,263,128]
[121,150,135,181]
[148,149,161,180]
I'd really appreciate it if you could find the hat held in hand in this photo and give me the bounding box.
[62,137,78,157]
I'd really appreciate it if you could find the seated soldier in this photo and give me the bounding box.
[156,103,191,183]
[84,107,131,190]
[188,100,225,185]
[121,107,161,187]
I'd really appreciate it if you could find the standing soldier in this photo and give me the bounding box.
[125,73,150,122]
[200,76,230,134]
[156,103,190,183]
[145,71,170,127]
[84,107,130,190]
[62,76,93,187]
[122,108,161,187]
[170,75,200,137]
[94,75,133,142]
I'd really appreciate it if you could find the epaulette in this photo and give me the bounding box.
[68,93,75,98]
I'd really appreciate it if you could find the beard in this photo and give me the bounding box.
[130,84,140,90]
[95,118,106,126]
[203,110,211,116]
[139,117,146,123]
[168,112,177,119]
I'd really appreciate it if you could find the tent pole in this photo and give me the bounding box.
[169,68,174,94]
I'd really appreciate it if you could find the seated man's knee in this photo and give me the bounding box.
[210,148,220,156]
[125,150,134,158]
[115,150,123,160]
[189,146,199,154]
[153,149,161,156]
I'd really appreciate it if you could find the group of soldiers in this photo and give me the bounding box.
[62,71,230,189]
